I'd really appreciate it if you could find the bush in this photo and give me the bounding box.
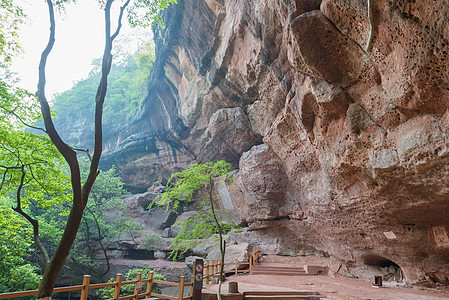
[141,233,164,250]
[99,268,165,299]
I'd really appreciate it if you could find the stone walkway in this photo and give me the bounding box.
[202,274,449,300]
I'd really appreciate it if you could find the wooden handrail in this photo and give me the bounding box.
[203,246,263,282]
[151,292,178,300]
[0,247,263,299]
[0,273,193,300]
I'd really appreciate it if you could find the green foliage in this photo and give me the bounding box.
[52,43,156,135]
[127,0,178,28]
[99,268,165,299]
[169,209,238,260]
[112,216,144,242]
[30,161,131,280]
[141,232,164,250]
[0,78,70,211]
[0,0,24,65]
[0,197,39,293]
[152,161,239,260]
[0,81,41,128]
[154,161,233,212]
[0,129,71,207]
[8,264,40,292]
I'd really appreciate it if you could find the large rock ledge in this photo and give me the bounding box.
[102,0,449,284]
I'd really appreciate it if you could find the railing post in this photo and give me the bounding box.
[80,275,91,300]
[133,273,142,300]
[178,276,185,300]
[205,260,210,284]
[235,259,238,276]
[146,272,154,297]
[189,275,194,298]
[214,260,217,275]
[114,273,123,300]
[250,256,253,275]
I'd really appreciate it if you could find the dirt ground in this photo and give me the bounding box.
[202,255,449,300]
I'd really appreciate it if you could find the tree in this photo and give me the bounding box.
[29,1,176,298]
[153,160,234,300]
[0,0,175,297]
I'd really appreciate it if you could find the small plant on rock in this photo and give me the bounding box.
[151,160,237,300]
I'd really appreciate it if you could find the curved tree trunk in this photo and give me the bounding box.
[35,0,130,298]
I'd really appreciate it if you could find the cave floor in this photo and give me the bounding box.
[206,274,449,300]
[202,254,449,299]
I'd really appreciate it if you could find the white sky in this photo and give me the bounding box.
[12,1,151,98]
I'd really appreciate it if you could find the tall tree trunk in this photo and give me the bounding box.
[208,176,225,300]
[35,1,130,298]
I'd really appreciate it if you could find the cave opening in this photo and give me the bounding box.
[363,254,404,282]
[125,249,155,260]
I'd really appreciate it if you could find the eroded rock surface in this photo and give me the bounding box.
[102,0,449,284]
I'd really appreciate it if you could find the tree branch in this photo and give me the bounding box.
[81,0,128,205]
[12,166,51,266]
[0,105,47,133]
[69,146,92,161]
[28,165,53,196]
[86,206,110,279]
[111,0,131,41]
[0,168,10,191]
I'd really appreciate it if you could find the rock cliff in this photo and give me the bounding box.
[103,0,449,284]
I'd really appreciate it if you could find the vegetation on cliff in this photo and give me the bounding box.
[52,42,156,138]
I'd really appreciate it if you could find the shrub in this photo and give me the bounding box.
[99,268,165,299]
[141,233,164,250]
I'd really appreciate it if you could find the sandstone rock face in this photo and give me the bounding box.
[104,0,449,284]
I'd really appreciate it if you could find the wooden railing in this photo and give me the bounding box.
[203,246,263,284]
[252,247,262,265]
[0,272,193,300]
[0,246,263,299]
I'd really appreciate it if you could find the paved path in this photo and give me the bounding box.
[203,274,449,300]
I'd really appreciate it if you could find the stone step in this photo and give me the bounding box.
[244,291,321,300]
[244,296,321,300]
[252,267,306,272]
[252,265,307,276]
[245,291,319,296]
[251,271,308,276]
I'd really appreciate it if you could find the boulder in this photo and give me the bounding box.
[236,144,289,222]
[185,256,205,270]
[206,243,250,272]
[170,211,198,237]
[161,228,171,238]
[154,250,167,259]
